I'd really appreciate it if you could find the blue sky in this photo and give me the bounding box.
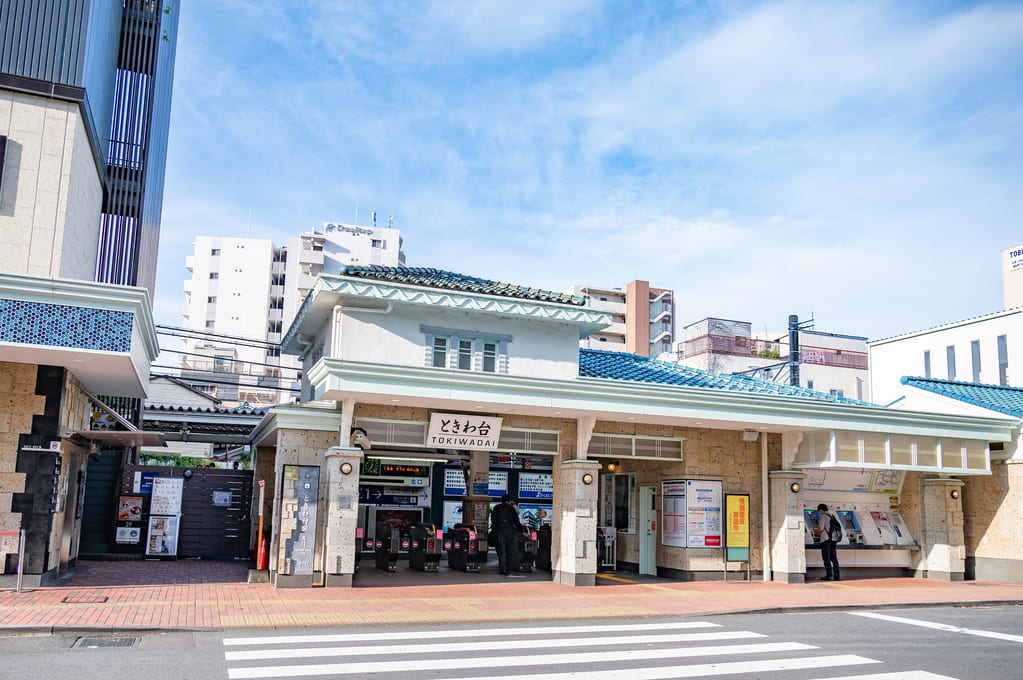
[156,0,1023,342]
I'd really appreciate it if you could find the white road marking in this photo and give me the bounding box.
[431,655,879,680]
[225,629,762,661]
[225,641,817,679]
[809,671,959,680]
[851,611,1023,644]
[222,619,718,646]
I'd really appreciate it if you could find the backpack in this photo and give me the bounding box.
[827,514,843,542]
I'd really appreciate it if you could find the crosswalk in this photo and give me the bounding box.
[222,620,958,680]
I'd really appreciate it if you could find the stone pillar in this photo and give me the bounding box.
[322,446,364,587]
[920,477,966,581]
[463,450,491,531]
[768,470,805,583]
[553,459,600,587]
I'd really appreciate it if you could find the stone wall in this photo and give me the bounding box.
[963,460,1023,583]
[0,362,44,568]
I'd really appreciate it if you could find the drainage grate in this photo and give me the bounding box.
[73,637,140,649]
[62,595,108,604]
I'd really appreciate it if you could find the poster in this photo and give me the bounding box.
[686,479,722,547]
[518,503,551,529]
[444,469,508,497]
[518,473,553,499]
[145,516,179,556]
[117,496,143,521]
[725,494,750,562]
[115,526,140,544]
[661,480,687,547]
[150,477,183,516]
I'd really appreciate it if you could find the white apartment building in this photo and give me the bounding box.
[869,243,1023,409]
[668,316,870,401]
[565,280,674,357]
[181,223,405,406]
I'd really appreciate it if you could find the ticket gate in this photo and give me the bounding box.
[447,524,487,572]
[375,520,402,572]
[409,523,443,572]
[509,527,537,573]
[596,526,617,571]
[536,525,552,571]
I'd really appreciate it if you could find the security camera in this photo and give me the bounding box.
[350,427,372,450]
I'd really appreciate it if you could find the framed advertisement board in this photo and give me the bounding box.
[725,494,750,562]
[145,516,180,557]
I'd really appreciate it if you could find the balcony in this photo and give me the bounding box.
[801,345,869,370]
[299,248,324,266]
[588,298,626,314]
[684,334,785,360]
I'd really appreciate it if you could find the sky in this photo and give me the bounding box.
[155,0,1023,344]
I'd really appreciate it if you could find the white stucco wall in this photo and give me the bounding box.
[329,303,582,380]
[0,93,102,281]
[870,310,1023,406]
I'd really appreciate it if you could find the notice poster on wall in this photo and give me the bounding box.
[444,469,508,497]
[661,480,687,548]
[149,477,183,516]
[518,472,553,500]
[518,503,551,529]
[686,479,722,547]
[117,496,143,521]
[145,515,179,557]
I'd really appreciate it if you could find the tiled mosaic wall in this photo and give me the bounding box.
[0,299,132,352]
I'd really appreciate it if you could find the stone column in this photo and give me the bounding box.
[768,470,806,583]
[553,459,601,587]
[322,446,364,587]
[920,477,966,581]
[463,450,491,531]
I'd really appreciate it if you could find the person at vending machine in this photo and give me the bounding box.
[490,494,524,576]
[812,503,841,581]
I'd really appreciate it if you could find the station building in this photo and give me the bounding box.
[250,266,1018,588]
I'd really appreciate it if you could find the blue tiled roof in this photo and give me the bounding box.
[580,349,867,404]
[340,266,584,306]
[901,376,1023,418]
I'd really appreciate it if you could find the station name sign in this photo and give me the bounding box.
[427,413,503,450]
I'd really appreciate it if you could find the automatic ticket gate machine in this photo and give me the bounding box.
[375,520,402,572]
[409,523,443,572]
[536,525,552,571]
[447,524,487,572]
[508,527,538,573]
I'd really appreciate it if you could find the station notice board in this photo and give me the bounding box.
[725,493,750,562]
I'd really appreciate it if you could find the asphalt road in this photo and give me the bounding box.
[0,605,1020,679]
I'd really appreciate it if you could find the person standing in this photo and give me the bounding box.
[490,494,524,576]
[813,503,841,581]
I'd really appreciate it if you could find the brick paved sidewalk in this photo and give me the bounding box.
[2,560,1022,632]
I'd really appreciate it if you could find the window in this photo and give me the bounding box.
[422,326,510,374]
[432,337,448,368]
[207,296,216,303]
[971,340,981,383]
[482,341,498,372]
[947,345,956,380]
[807,380,814,390]
[210,248,220,256]
[998,335,1009,385]
[829,388,844,398]
[457,339,473,370]
[371,239,383,248]
[923,350,931,379]
[209,272,219,280]
[205,320,215,329]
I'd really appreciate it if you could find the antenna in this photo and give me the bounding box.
[388,215,394,228]
[355,201,358,226]
[372,211,377,228]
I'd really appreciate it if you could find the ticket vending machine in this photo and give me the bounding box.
[804,509,822,546]
[887,511,916,546]
[836,510,863,545]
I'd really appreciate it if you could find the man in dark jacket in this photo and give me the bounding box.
[490,494,523,575]
[813,503,841,581]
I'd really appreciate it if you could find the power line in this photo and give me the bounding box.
[158,347,302,374]
[156,324,280,350]
[150,366,301,392]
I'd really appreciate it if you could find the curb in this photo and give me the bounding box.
[2,599,1020,636]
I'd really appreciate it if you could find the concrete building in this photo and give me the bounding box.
[245,266,1011,590]
[180,223,405,406]
[0,0,178,585]
[565,280,674,357]
[669,316,870,401]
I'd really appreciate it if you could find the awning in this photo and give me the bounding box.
[76,430,167,447]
